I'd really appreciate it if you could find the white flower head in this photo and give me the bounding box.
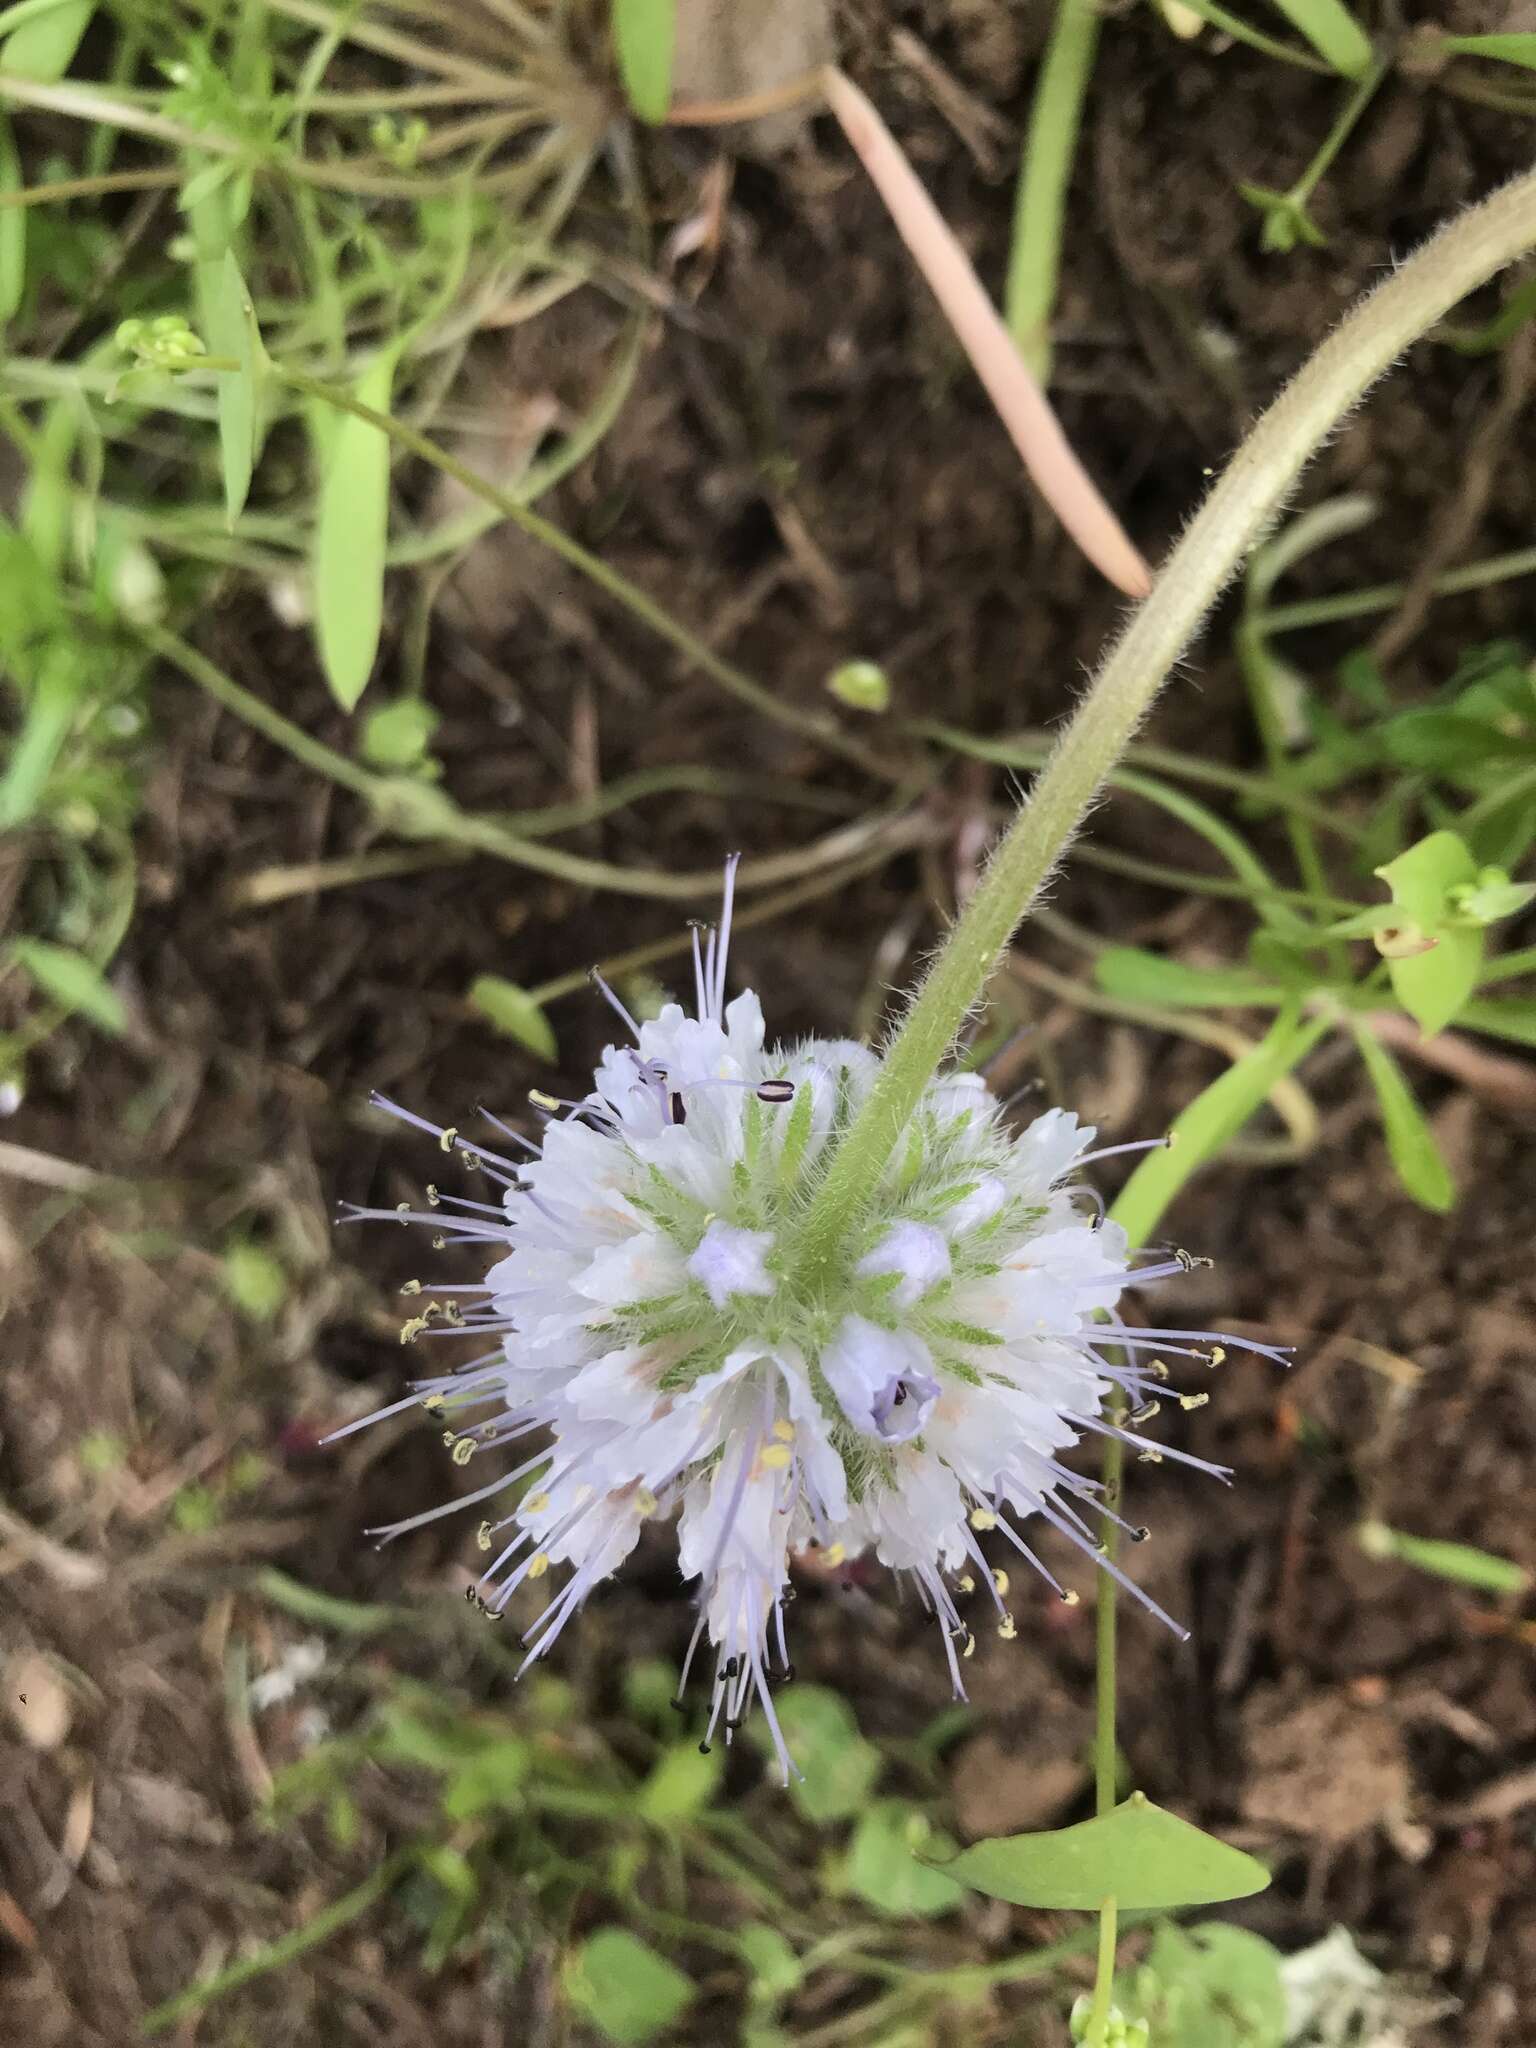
[334,860,1279,1779]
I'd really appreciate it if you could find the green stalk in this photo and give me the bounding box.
[1005,0,1101,382]
[789,167,1536,1291]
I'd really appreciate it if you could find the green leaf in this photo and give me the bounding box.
[1110,1004,1328,1247]
[1374,831,1483,1034]
[205,250,265,527]
[938,1792,1271,1911]
[359,696,439,770]
[8,937,126,1034]
[844,1802,965,1917]
[468,975,558,1062]
[314,350,396,711]
[1237,182,1327,253]
[1438,31,1536,70]
[1095,947,1287,1010]
[1257,0,1372,74]
[1119,1922,1287,2048]
[0,111,23,323]
[1448,872,1536,926]
[564,1928,693,2047]
[221,1241,287,1321]
[0,0,94,79]
[1460,995,1536,1049]
[442,1738,530,1819]
[1350,1023,1454,1212]
[612,0,675,123]
[750,1685,881,1823]
[636,1740,721,1823]
[738,1925,801,2005]
[1382,711,1534,773]
[1357,1520,1530,1596]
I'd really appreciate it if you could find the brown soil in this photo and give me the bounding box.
[4,6,1535,2044]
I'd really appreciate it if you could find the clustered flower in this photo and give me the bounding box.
[335,862,1277,1777]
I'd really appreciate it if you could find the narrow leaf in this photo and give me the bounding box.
[9,937,127,1034]
[0,110,24,322]
[1350,1023,1454,1212]
[1110,1004,1328,1247]
[1095,947,1287,1009]
[612,0,675,124]
[1438,31,1536,71]
[939,1792,1270,1911]
[1459,995,1536,1049]
[1358,1520,1529,1596]
[0,0,94,80]
[469,975,557,1062]
[205,249,264,526]
[314,350,395,711]
[1258,0,1371,74]
[1383,711,1534,772]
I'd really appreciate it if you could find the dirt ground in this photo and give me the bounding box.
[3,5,1536,2044]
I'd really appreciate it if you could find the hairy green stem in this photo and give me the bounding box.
[790,168,1536,1286]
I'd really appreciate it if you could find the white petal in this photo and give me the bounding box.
[820,1316,941,1444]
[857,1220,951,1307]
[687,1219,775,1309]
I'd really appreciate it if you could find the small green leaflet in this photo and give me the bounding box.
[1110,1004,1329,1248]
[205,250,266,527]
[1358,1519,1529,1596]
[469,975,558,1062]
[841,1801,965,1917]
[0,111,23,322]
[1095,947,1287,1010]
[748,1684,881,1823]
[1257,0,1371,75]
[1118,1922,1287,2048]
[314,349,396,710]
[563,1928,693,2047]
[937,1792,1271,1911]
[1350,1022,1454,1213]
[1459,996,1536,1050]
[9,937,127,1035]
[612,0,675,123]
[1437,31,1536,70]
[1374,830,1483,1036]
[635,1740,721,1822]
[0,0,94,80]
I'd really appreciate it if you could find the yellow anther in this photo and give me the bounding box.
[523,1492,550,1515]
[992,1569,1010,1596]
[476,1521,492,1552]
[529,1090,561,1112]
[1137,1447,1164,1465]
[526,1552,550,1580]
[771,1419,796,1443]
[426,1184,440,1207]
[759,1445,792,1470]
[1208,1345,1227,1367]
[998,1615,1017,1641]
[1150,1359,1170,1380]
[1179,1391,1210,1412]
[822,1543,846,1568]
[400,1278,422,1295]
[431,1234,446,1250]
[969,1507,997,1531]
[451,1437,477,1466]
[395,1201,411,1220]
[421,1393,446,1413]
[635,1487,658,1517]
[400,1313,431,1345]
[958,1574,975,1594]
[1060,1589,1081,1608]
[961,1631,976,1660]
